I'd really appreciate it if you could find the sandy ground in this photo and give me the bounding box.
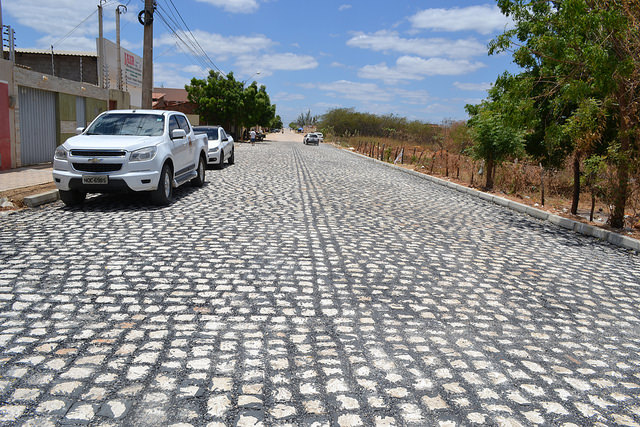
[265,129,304,143]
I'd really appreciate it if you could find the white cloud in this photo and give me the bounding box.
[392,88,430,105]
[154,62,204,88]
[37,35,97,52]
[306,80,431,107]
[453,81,492,91]
[3,0,116,51]
[409,5,511,35]
[421,103,456,114]
[195,0,260,14]
[338,4,352,11]
[359,56,486,84]
[235,53,318,77]
[358,63,417,85]
[463,98,484,105]
[155,31,272,62]
[347,31,486,59]
[273,92,305,102]
[315,80,393,103]
[4,0,96,38]
[184,65,208,76]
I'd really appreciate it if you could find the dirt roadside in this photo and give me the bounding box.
[0,183,57,211]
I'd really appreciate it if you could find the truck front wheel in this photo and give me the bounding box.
[151,163,173,205]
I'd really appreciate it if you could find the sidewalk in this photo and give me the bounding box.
[0,164,54,192]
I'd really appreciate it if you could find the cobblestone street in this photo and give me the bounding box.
[0,140,639,426]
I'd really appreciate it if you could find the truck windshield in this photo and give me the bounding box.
[85,114,165,136]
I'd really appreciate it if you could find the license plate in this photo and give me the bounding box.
[82,175,108,184]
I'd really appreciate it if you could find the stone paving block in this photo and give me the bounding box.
[0,142,638,426]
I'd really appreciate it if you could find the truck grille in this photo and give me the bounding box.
[70,150,126,157]
[73,163,122,172]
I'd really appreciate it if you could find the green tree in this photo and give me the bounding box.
[270,115,283,129]
[465,97,525,190]
[295,110,318,128]
[242,82,276,129]
[490,0,640,227]
[186,71,243,129]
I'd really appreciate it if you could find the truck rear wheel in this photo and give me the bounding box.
[191,155,206,187]
[151,163,173,205]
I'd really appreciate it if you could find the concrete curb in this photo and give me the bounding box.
[340,147,640,252]
[23,190,59,208]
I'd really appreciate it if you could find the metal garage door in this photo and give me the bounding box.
[18,86,56,165]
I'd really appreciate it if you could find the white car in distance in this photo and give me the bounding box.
[193,126,235,169]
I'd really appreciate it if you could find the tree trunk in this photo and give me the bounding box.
[445,150,449,177]
[610,118,631,228]
[590,193,596,222]
[470,161,475,186]
[610,146,629,228]
[540,164,545,207]
[571,152,580,215]
[485,156,495,190]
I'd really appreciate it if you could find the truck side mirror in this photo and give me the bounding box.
[171,129,187,139]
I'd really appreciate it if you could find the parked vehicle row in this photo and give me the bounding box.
[53,110,217,207]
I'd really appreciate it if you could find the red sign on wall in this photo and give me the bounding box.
[124,52,135,67]
[0,82,11,170]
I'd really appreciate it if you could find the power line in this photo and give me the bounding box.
[52,8,98,48]
[155,4,218,72]
[51,0,122,48]
[165,0,223,73]
[154,0,224,74]
[154,8,211,71]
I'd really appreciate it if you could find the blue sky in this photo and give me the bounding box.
[2,0,516,125]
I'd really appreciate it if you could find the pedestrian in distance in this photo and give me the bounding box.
[250,129,256,146]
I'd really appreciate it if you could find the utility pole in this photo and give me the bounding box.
[0,0,3,39]
[97,0,106,88]
[116,5,127,91]
[141,0,154,108]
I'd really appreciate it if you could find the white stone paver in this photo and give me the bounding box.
[0,141,638,425]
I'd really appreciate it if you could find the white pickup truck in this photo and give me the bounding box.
[53,110,208,206]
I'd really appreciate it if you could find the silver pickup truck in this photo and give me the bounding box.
[53,110,208,206]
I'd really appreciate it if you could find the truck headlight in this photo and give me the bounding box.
[130,146,157,162]
[54,146,68,160]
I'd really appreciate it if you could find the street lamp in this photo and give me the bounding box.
[242,71,261,85]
